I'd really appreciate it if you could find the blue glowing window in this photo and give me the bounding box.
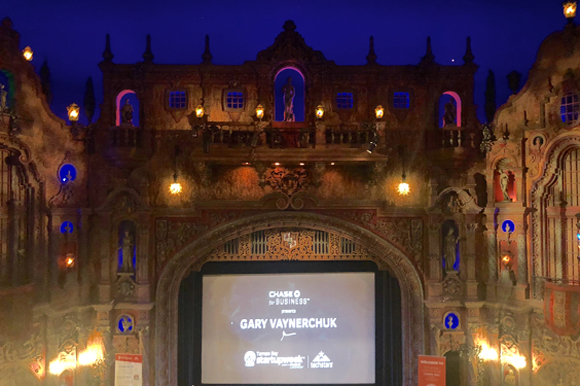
[226,91,244,110]
[117,315,134,333]
[561,93,579,123]
[169,90,187,109]
[59,164,77,183]
[60,221,74,234]
[336,92,354,109]
[394,92,410,109]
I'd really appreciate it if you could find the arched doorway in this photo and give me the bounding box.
[154,212,425,386]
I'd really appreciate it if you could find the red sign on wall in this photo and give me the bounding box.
[418,355,446,386]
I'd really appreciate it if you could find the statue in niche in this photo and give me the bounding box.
[282,77,295,122]
[504,367,516,385]
[0,84,7,113]
[119,230,134,273]
[499,169,511,202]
[444,228,459,271]
[120,99,133,125]
[443,99,456,126]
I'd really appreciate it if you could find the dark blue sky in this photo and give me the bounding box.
[2,0,569,124]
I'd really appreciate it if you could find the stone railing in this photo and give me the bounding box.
[425,127,482,151]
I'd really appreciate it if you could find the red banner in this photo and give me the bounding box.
[544,281,580,336]
[418,355,446,386]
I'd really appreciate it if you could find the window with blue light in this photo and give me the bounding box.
[561,92,579,124]
[394,92,410,109]
[59,164,77,183]
[336,92,354,109]
[226,91,244,110]
[168,90,187,109]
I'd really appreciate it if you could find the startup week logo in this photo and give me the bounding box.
[244,351,305,369]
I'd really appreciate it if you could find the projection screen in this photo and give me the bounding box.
[201,272,375,384]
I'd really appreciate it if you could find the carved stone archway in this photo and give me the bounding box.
[154,211,425,386]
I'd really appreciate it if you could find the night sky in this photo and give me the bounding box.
[2,0,569,124]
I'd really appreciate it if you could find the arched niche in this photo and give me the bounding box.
[154,212,425,386]
[117,220,136,274]
[441,219,459,272]
[0,70,16,112]
[494,158,516,202]
[439,91,462,128]
[116,89,140,127]
[275,67,305,122]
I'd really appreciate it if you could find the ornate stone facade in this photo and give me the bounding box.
[0,13,579,386]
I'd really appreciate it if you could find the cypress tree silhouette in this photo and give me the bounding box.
[40,59,52,106]
[84,77,96,124]
[484,70,496,123]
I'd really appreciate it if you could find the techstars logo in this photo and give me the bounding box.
[310,352,333,369]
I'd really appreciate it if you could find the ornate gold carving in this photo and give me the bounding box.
[155,220,209,270]
[265,166,308,196]
[442,276,462,295]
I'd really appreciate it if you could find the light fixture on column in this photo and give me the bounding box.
[374,105,384,119]
[564,1,577,21]
[22,46,33,61]
[169,145,182,195]
[255,104,264,120]
[195,104,205,118]
[315,105,325,119]
[67,103,80,123]
[397,146,410,195]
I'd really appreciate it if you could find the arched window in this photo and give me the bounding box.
[542,147,580,280]
[116,90,140,127]
[0,150,33,288]
[438,91,462,127]
[275,68,305,122]
[560,92,579,124]
[0,70,16,112]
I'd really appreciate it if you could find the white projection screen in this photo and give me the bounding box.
[201,272,375,384]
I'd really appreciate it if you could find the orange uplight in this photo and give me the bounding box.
[274,162,280,166]
[48,354,76,376]
[299,162,305,166]
[65,254,75,269]
[78,330,105,366]
[22,46,33,61]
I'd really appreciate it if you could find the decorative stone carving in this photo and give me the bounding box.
[442,275,462,295]
[265,166,308,196]
[155,220,209,269]
[117,275,136,297]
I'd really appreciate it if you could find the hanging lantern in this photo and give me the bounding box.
[22,46,33,61]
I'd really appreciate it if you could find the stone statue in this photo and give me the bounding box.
[0,84,7,112]
[282,77,295,122]
[121,99,134,125]
[444,228,458,271]
[499,169,511,201]
[443,99,456,126]
[119,230,134,273]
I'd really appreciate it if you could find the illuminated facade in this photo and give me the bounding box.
[0,13,579,386]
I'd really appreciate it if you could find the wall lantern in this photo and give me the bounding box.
[564,1,577,20]
[375,105,384,119]
[22,46,33,61]
[315,105,324,119]
[501,253,512,268]
[64,253,76,269]
[255,104,264,120]
[195,104,205,118]
[67,103,80,122]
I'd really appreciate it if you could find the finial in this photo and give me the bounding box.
[283,20,297,32]
[366,36,377,64]
[103,34,113,61]
[202,35,213,64]
[1,17,13,29]
[420,36,435,64]
[463,36,474,63]
[143,34,154,62]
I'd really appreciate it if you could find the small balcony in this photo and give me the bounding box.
[101,125,153,173]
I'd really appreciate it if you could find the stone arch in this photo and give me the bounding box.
[115,89,139,126]
[274,67,305,122]
[439,91,462,127]
[154,211,425,386]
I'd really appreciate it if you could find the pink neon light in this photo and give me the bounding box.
[115,89,136,126]
[442,91,462,127]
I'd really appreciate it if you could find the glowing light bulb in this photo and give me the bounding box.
[375,105,384,119]
[22,46,33,61]
[564,2,577,19]
[169,182,182,195]
[195,104,205,118]
[255,104,264,120]
[315,105,324,119]
[67,103,80,122]
[398,181,410,195]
